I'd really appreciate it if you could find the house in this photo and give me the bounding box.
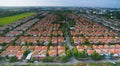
[16,51,24,60]
[21,46,27,51]
[28,46,35,50]
[0,51,8,57]
[87,49,94,55]
[52,37,58,44]
[52,31,58,36]
[32,51,40,58]
[58,36,64,44]
[49,46,57,57]
[39,46,48,58]
[58,30,63,36]
[76,45,84,52]
[6,31,23,37]
[34,46,42,51]
[58,46,66,56]
[6,46,15,51]
[16,36,38,44]
[32,46,48,59]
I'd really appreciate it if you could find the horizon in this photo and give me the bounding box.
[0,0,120,8]
[0,6,120,9]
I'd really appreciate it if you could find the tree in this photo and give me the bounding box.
[98,41,103,45]
[81,34,85,38]
[91,51,102,60]
[9,56,18,62]
[29,57,35,62]
[66,49,72,57]
[23,50,31,59]
[70,37,74,44]
[0,57,4,61]
[64,44,69,50]
[84,39,91,46]
[42,57,54,62]
[36,63,42,66]
[47,42,52,46]
[0,49,4,54]
[77,50,87,58]
[73,47,78,57]
[36,40,39,45]
[0,42,6,46]
[60,56,69,62]
[73,47,88,59]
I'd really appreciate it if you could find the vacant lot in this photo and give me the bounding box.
[0,12,35,26]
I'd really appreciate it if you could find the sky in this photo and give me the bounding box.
[0,0,120,8]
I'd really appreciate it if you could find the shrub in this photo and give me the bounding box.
[42,57,54,62]
[91,51,102,60]
[60,56,69,62]
[9,56,18,62]
[77,50,87,58]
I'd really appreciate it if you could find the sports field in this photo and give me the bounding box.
[0,12,35,26]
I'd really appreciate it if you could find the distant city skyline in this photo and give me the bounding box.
[0,0,120,8]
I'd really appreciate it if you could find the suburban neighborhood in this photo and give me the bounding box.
[0,7,120,66]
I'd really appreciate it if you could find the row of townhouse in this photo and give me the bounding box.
[0,45,66,60]
[72,36,85,45]
[76,45,120,56]
[16,36,65,45]
[70,30,117,36]
[25,30,63,37]
[71,14,117,36]
[69,14,119,44]
[86,36,120,44]
[72,36,120,45]
[0,36,15,44]
[84,14,120,32]
[5,18,39,37]
[32,46,66,59]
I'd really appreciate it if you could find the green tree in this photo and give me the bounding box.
[0,49,4,54]
[64,44,69,50]
[70,37,74,44]
[23,50,31,59]
[73,47,78,57]
[91,51,102,60]
[66,49,72,57]
[29,57,35,62]
[36,40,39,45]
[0,57,4,61]
[9,56,18,62]
[60,56,69,62]
[42,57,54,62]
[77,50,87,58]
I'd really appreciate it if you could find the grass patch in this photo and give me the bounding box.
[1,62,120,66]
[0,12,35,26]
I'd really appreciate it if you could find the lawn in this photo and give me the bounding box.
[0,12,36,26]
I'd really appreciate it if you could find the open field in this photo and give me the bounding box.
[0,12,35,26]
